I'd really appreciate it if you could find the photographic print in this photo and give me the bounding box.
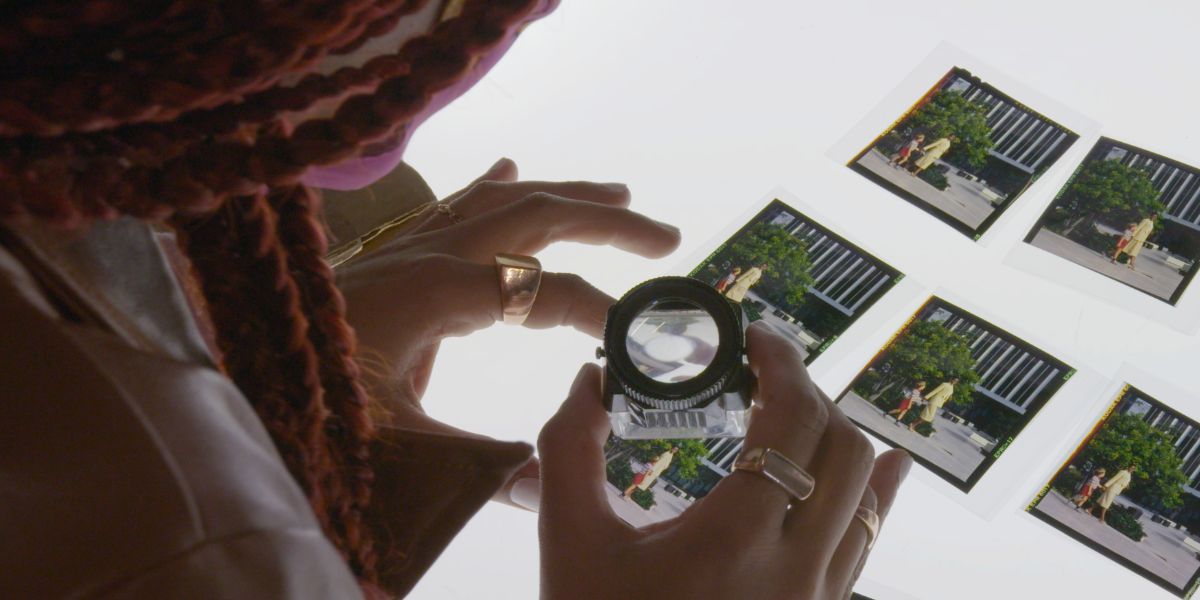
[1025,138,1200,305]
[689,199,904,364]
[835,297,1074,491]
[848,67,1079,238]
[1028,385,1200,598]
[602,435,741,527]
[600,200,905,527]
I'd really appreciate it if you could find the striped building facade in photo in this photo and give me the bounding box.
[768,207,895,318]
[937,309,1064,415]
[1099,141,1200,233]
[942,70,1072,175]
[1120,391,1200,498]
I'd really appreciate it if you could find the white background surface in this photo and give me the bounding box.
[403,1,1200,598]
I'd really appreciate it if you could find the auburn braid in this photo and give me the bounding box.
[0,1,551,596]
[0,0,539,224]
[38,0,427,169]
[0,0,383,136]
[171,194,334,538]
[269,183,377,580]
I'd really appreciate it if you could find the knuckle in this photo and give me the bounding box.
[520,191,559,212]
[536,416,569,455]
[469,179,503,196]
[846,427,876,473]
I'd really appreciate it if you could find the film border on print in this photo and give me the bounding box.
[848,66,1080,240]
[1023,137,1200,306]
[1027,384,1200,599]
[834,295,1075,492]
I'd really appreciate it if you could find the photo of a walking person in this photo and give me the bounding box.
[908,378,958,436]
[1030,385,1200,598]
[889,133,925,168]
[1095,465,1137,524]
[691,200,903,365]
[724,263,766,303]
[887,381,926,424]
[1073,467,1105,510]
[911,135,957,177]
[1026,138,1200,304]
[838,297,1073,491]
[713,267,742,293]
[622,447,679,500]
[1110,214,1157,271]
[850,67,1078,237]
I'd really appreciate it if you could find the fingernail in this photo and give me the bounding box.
[602,182,629,194]
[896,451,914,487]
[509,477,540,512]
[655,219,680,235]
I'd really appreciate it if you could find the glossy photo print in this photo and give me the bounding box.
[688,199,903,365]
[1028,385,1200,599]
[835,297,1074,492]
[1024,138,1200,305]
[848,67,1079,239]
[601,199,905,527]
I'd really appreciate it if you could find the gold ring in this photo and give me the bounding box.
[495,253,542,325]
[435,201,465,224]
[732,447,815,502]
[854,505,880,549]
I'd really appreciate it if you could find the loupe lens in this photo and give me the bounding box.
[624,300,720,383]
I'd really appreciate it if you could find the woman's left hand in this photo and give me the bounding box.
[334,158,681,499]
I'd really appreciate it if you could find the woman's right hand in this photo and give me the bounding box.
[536,321,913,599]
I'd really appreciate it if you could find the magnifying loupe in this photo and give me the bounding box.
[600,276,753,439]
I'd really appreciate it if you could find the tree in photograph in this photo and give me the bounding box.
[904,90,995,169]
[627,438,710,481]
[857,320,980,404]
[1055,159,1162,237]
[721,222,813,309]
[1078,414,1189,510]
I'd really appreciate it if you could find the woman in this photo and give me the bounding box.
[909,377,957,435]
[1095,465,1137,524]
[1111,214,1157,270]
[0,2,911,598]
[622,447,679,499]
[724,262,767,303]
[912,135,957,176]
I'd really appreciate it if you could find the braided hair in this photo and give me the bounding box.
[0,0,546,596]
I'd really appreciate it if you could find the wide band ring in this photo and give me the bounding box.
[495,253,543,325]
[732,447,816,502]
[854,505,881,549]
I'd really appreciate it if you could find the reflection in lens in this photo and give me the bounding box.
[625,300,720,383]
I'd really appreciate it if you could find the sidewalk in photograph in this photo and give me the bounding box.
[840,390,986,482]
[1030,229,1184,301]
[606,479,693,528]
[744,291,813,361]
[857,149,997,230]
[1036,489,1200,589]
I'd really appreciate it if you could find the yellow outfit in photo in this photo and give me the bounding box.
[724,266,763,302]
[637,452,676,490]
[915,137,953,170]
[1122,218,1155,257]
[919,381,955,423]
[1097,469,1133,509]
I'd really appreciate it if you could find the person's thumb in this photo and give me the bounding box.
[537,363,623,535]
